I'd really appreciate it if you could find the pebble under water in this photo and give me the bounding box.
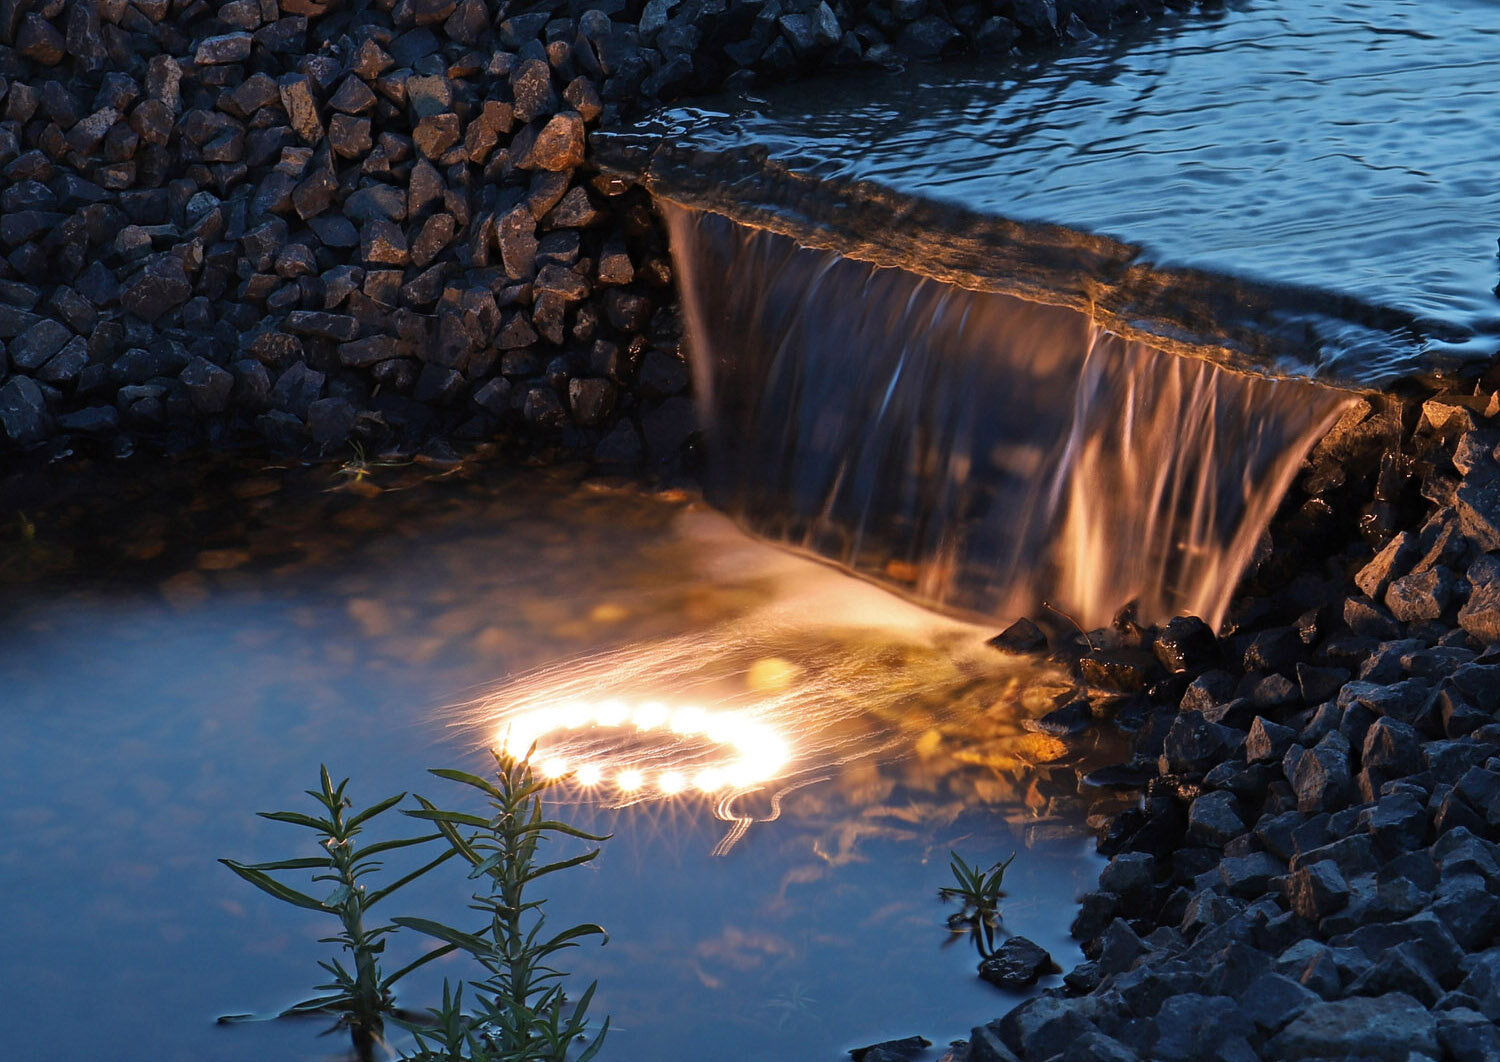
[0,456,1124,1061]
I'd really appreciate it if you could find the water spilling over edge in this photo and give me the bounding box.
[665,203,1354,629]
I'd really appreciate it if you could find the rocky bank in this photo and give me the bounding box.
[0,0,1174,468]
[938,385,1500,1061]
[3,2,1494,1061]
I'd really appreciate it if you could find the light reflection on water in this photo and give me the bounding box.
[0,459,1115,1060]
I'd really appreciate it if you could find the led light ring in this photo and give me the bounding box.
[499,699,791,796]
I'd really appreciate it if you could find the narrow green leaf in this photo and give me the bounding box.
[345,790,407,830]
[350,832,443,862]
[540,922,608,951]
[390,916,491,956]
[517,819,612,843]
[576,1017,610,1062]
[380,942,459,990]
[233,856,332,872]
[404,807,491,829]
[365,845,459,908]
[427,767,505,800]
[257,809,333,831]
[219,859,328,912]
[521,850,601,884]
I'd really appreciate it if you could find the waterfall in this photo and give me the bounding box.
[663,202,1355,630]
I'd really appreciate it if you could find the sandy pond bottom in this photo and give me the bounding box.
[0,456,1119,1061]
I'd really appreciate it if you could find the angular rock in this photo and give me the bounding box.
[521,112,586,171]
[278,74,324,143]
[1286,859,1349,920]
[179,357,233,413]
[10,319,72,371]
[120,256,192,323]
[195,32,252,65]
[413,113,461,159]
[1269,992,1437,1060]
[0,376,51,445]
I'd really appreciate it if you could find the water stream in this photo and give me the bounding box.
[666,204,1352,630]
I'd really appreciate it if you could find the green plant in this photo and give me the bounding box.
[395,751,610,1062]
[940,850,1017,957]
[219,766,457,1050]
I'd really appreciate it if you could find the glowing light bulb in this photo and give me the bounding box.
[539,757,569,780]
[633,702,668,730]
[693,768,725,793]
[671,706,708,736]
[616,768,644,791]
[594,699,629,726]
[658,771,686,795]
[502,712,545,757]
[559,701,591,728]
[576,763,603,786]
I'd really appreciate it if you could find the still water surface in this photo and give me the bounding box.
[0,457,1114,1060]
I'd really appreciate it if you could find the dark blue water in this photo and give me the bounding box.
[0,463,1111,1061]
[607,0,1500,385]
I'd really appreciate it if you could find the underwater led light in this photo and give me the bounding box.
[498,699,790,795]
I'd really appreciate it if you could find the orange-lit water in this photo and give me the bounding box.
[0,459,1117,1060]
[666,204,1352,631]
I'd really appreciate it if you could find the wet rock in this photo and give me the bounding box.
[1080,648,1156,693]
[1152,994,1254,1062]
[1187,790,1244,846]
[994,996,1091,1059]
[990,617,1047,653]
[641,395,697,462]
[568,377,616,426]
[594,420,642,466]
[896,15,960,58]
[849,1035,930,1061]
[1159,711,1237,775]
[1152,616,1216,672]
[307,397,357,449]
[967,1022,1021,1062]
[0,376,51,445]
[1269,992,1437,1060]
[57,406,119,434]
[1025,699,1092,737]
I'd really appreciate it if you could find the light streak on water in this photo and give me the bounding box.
[449,510,1081,853]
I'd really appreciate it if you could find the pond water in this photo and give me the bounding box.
[605,0,1500,385]
[0,455,1123,1061]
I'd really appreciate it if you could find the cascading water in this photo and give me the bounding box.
[664,202,1355,630]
